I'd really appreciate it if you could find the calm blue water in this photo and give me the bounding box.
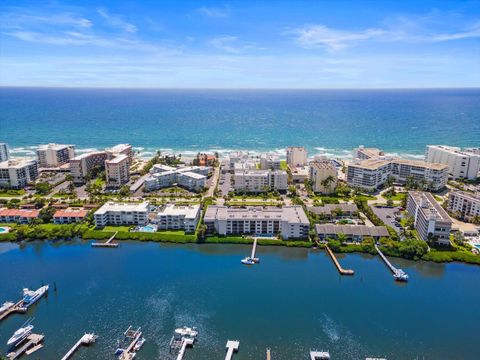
[1,88,479,158]
[0,241,479,359]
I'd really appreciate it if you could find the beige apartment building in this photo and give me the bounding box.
[309,160,338,194]
[105,154,130,188]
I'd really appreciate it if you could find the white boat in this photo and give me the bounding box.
[7,323,33,346]
[393,269,409,282]
[134,337,145,351]
[174,326,198,338]
[22,285,49,307]
[0,301,15,314]
[241,257,255,265]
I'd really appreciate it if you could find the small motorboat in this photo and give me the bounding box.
[174,326,198,338]
[7,320,34,346]
[0,301,15,314]
[241,257,255,265]
[134,337,145,351]
[115,348,125,356]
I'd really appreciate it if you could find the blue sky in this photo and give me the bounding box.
[0,0,479,88]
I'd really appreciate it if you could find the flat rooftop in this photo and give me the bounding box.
[106,154,128,164]
[204,205,309,224]
[408,191,452,222]
[94,201,149,214]
[315,224,389,237]
[157,204,200,219]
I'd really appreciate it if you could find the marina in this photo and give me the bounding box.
[6,333,44,360]
[169,326,198,360]
[115,326,143,360]
[325,244,354,275]
[60,333,97,360]
[375,244,409,282]
[0,285,48,322]
[91,232,119,248]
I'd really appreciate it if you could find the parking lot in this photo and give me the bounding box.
[371,206,403,234]
[219,172,232,196]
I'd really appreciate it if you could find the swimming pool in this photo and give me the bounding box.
[0,227,10,233]
[138,225,157,233]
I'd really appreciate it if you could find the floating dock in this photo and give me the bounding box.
[176,337,194,360]
[118,326,142,360]
[375,244,408,281]
[310,350,330,360]
[325,245,354,275]
[225,340,239,360]
[61,333,97,360]
[7,334,44,360]
[91,232,119,248]
[0,299,27,322]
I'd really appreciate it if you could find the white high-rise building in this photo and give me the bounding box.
[425,145,480,180]
[0,158,39,189]
[37,143,75,168]
[69,151,109,184]
[106,144,133,165]
[0,143,10,162]
[286,147,307,167]
[353,145,384,160]
[105,154,130,188]
[447,191,480,221]
[309,160,338,194]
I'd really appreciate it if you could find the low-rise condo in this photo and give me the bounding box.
[152,204,201,233]
[406,191,452,244]
[94,201,150,227]
[234,169,288,193]
[315,224,389,241]
[0,208,40,223]
[53,208,89,224]
[144,165,210,192]
[204,205,310,239]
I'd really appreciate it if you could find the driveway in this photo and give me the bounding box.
[371,205,403,234]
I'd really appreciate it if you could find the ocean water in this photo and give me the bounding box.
[0,87,479,159]
[0,241,479,359]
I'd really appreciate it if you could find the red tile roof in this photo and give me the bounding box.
[0,208,40,218]
[53,209,88,218]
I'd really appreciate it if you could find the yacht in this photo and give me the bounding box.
[134,337,145,351]
[174,326,198,338]
[241,257,255,265]
[393,269,409,282]
[22,285,49,307]
[0,301,14,314]
[7,321,34,346]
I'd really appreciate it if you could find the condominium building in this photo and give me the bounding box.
[347,158,448,192]
[152,204,201,233]
[308,203,359,219]
[204,205,310,239]
[144,165,210,192]
[286,146,307,167]
[69,151,109,184]
[447,191,480,221]
[226,151,250,172]
[106,144,133,165]
[315,224,389,241]
[0,208,40,223]
[353,146,384,160]
[0,143,10,162]
[259,153,281,170]
[309,160,338,194]
[105,154,130,188]
[425,145,480,180]
[406,191,452,244]
[53,208,89,224]
[37,143,75,168]
[234,169,288,193]
[94,201,150,227]
[0,158,39,189]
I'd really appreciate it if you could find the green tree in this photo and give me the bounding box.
[35,182,51,195]
[39,206,56,224]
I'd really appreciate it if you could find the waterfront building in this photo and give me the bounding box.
[347,158,448,192]
[69,151,109,184]
[309,160,338,194]
[289,165,310,183]
[226,151,250,172]
[259,153,281,170]
[53,208,88,224]
[144,165,210,192]
[0,208,40,223]
[94,201,150,227]
[353,146,384,160]
[105,154,130,188]
[106,144,133,165]
[406,191,452,244]
[447,191,480,221]
[0,143,10,162]
[204,205,310,239]
[0,158,38,189]
[286,146,307,167]
[36,143,75,168]
[315,224,389,241]
[152,204,201,233]
[425,145,480,180]
[233,169,288,193]
[308,203,358,219]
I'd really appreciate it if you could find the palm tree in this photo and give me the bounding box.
[321,175,336,193]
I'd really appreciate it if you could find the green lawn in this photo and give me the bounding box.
[102,225,132,232]
[280,160,288,170]
[0,189,26,197]
[385,193,406,201]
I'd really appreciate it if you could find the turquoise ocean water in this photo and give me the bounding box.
[0,88,479,158]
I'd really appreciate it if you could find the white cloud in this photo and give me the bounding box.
[97,8,137,33]
[209,36,253,53]
[196,6,230,18]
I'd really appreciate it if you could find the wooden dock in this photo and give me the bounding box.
[375,244,408,281]
[225,340,239,360]
[91,232,119,248]
[0,299,27,322]
[118,326,142,360]
[176,337,194,360]
[61,333,97,360]
[325,245,354,275]
[7,334,44,360]
[266,348,271,360]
